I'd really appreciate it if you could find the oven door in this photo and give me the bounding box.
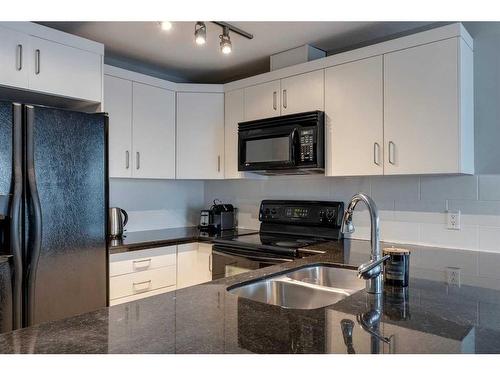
[238,124,300,172]
[211,245,293,280]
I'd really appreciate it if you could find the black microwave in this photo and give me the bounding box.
[238,111,324,175]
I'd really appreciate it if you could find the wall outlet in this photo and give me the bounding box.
[447,210,461,230]
[446,267,461,287]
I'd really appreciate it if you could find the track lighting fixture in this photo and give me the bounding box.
[159,21,172,31]
[219,26,232,54]
[159,21,251,54]
[194,22,207,45]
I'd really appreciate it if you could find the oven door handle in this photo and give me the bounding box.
[212,248,293,263]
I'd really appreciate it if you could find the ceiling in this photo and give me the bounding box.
[39,21,441,83]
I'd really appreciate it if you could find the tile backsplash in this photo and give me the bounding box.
[205,174,500,254]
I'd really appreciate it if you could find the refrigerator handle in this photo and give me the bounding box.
[10,103,24,330]
[25,105,43,326]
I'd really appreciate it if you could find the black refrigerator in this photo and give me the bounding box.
[0,101,108,332]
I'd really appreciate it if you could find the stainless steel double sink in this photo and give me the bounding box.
[227,264,365,310]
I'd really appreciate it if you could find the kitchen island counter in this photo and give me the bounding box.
[1,239,500,354]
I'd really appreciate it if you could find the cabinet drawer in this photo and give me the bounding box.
[109,266,176,300]
[109,246,176,277]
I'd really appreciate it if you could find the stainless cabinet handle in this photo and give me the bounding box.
[136,152,140,170]
[388,141,395,165]
[132,280,151,292]
[283,89,287,109]
[373,142,381,166]
[16,44,23,71]
[217,155,221,172]
[272,91,277,110]
[125,150,130,169]
[35,49,40,75]
[133,258,151,270]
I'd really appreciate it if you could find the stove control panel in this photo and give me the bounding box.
[259,200,344,227]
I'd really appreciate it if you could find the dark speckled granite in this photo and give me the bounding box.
[109,227,258,254]
[1,239,500,353]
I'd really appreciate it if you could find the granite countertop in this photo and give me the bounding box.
[1,239,500,354]
[109,227,259,254]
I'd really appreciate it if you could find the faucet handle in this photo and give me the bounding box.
[357,254,390,280]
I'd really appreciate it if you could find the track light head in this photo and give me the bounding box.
[195,22,207,45]
[219,26,232,54]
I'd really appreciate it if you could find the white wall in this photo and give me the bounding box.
[110,179,204,232]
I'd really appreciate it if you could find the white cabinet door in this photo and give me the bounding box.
[0,26,30,89]
[244,80,281,121]
[29,36,102,102]
[177,243,212,289]
[384,38,463,175]
[104,75,133,178]
[281,70,324,115]
[325,56,384,176]
[176,92,224,179]
[224,89,245,179]
[132,82,176,179]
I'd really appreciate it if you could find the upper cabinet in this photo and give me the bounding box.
[224,88,245,179]
[0,23,103,103]
[383,37,474,175]
[104,75,133,178]
[28,37,102,102]
[0,26,30,89]
[132,82,176,179]
[325,56,384,176]
[281,70,324,115]
[244,79,281,121]
[176,91,225,179]
[104,69,176,179]
[243,70,324,121]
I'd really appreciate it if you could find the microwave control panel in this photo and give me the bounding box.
[299,128,315,163]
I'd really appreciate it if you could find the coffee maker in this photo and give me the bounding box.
[199,200,236,232]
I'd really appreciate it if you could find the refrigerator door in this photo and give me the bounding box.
[0,102,23,331]
[24,105,108,326]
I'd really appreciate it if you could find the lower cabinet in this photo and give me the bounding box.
[109,242,213,305]
[109,245,177,306]
[176,242,212,289]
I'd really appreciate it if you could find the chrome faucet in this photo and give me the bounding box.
[341,193,389,294]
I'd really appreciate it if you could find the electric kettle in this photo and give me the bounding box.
[108,207,128,238]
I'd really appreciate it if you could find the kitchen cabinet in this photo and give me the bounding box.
[176,92,224,179]
[0,26,30,89]
[0,23,103,103]
[176,243,212,289]
[280,70,324,115]
[28,36,102,102]
[109,245,177,306]
[325,56,384,176]
[244,79,281,121]
[243,71,323,122]
[224,88,244,179]
[104,75,133,178]
[383,37,474,175]
[132,82,176,179]
[104,74,176,179]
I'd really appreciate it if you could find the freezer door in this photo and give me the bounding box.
[25,105,108,326]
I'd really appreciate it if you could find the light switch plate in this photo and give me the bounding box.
[447,210,461,230]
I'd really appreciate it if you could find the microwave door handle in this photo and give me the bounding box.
[290,128,300,164]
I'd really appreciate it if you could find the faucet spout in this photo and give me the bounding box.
[341,193,384,294]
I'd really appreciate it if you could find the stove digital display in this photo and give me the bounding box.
[286,207,309,218]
